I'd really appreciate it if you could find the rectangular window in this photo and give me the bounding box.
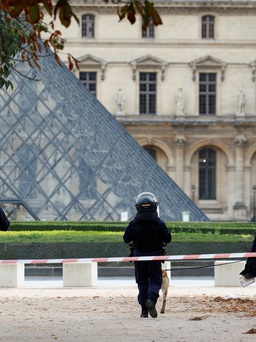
[199,73,216,115]
[139,72,156,115]
[79,72,97,96]
[82,14,95,38]
[202,15,214,39]
[142,18,155,38]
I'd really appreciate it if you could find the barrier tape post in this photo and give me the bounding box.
[0,252,256,264]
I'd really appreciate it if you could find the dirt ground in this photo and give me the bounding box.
[0,280,256,342]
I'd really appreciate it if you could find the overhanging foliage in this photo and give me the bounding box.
[0,0,162,89]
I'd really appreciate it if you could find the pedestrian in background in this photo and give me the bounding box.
[240,232,256,286]
[0,207,10,232]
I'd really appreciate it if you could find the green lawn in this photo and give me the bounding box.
[0,230,254,244]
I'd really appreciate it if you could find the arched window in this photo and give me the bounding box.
[82,14,95,38]
[143,146,169,172]
[144,146,157,161]
[199,148,216,200]
[202,15,214,39]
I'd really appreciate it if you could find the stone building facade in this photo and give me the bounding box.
[54,0,256,221]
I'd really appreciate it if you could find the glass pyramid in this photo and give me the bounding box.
[0,51,209,222]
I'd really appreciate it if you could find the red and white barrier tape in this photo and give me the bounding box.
[0,252,256,264]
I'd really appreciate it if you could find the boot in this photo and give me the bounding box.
[145,299,157,318]
[140,304,148,318]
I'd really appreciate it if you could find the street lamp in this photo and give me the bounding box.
[252,185,256,222]
[191,185,196,202]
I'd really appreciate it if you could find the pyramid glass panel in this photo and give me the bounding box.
[0,51,209,222]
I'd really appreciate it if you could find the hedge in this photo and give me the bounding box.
[9,221,256,235]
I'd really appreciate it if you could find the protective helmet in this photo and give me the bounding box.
[135,192,158,212]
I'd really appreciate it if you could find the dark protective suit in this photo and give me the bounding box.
[240,233,256,278]
[0,207,10,232]
[123,211,171,307]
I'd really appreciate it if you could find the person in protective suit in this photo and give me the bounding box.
[0,207,10,232]
[123,192,171,318]
[240,232,256,284]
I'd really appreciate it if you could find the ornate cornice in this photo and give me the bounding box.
[130,55,168,81]
[78,54,108,80]
[175,136,186,146]
[189,55,228,82]
[234,135,247,146]
[70,1,256,15]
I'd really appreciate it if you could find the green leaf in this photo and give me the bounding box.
[117,4,129,21]
[42,0,53,16]
[149,3,163,26]
[143,0,150,29]
[59,4,72,28]
[9,4,24,18]
[127,3,136,25]
[0,77,5,89]
[53,0,61,20]
[70,8,79,25]
[29,4,40,24]
[5,80,13,91]
[3,65,11,78]
[134,0,144,17]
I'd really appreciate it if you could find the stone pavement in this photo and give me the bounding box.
[12,276,255,299]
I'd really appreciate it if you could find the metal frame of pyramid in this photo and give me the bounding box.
[0,51,209,222]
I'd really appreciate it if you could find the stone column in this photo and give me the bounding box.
[227,165,236,217]
[184,165,192,197]
[174,136,186,189]
[233,135,247,220]
[244,166,251,211]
